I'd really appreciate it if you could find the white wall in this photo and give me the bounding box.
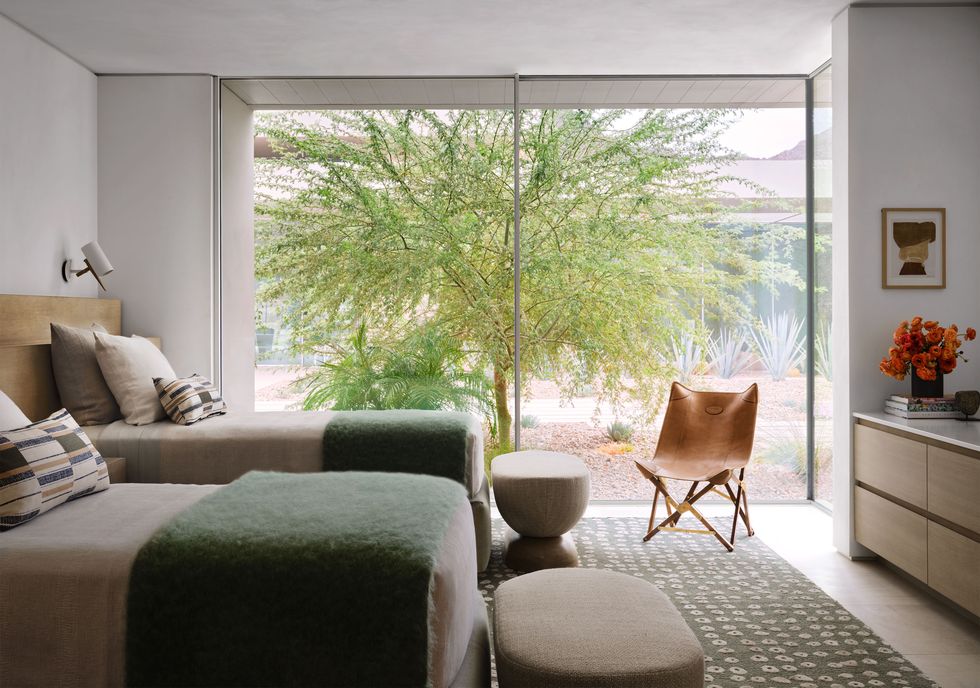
[98,76,214,377]
[219,87,255,410]
[0,16,97,297]
[832,6,980,555]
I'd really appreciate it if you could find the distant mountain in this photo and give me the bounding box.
[763,128,832,161]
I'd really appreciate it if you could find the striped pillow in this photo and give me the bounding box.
[154,375,227,426]
[0,409,110,531]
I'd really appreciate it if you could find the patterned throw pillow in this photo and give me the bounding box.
[154,375,227,426]
[0,409,110,531]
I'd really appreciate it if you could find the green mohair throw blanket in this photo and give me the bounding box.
[126,471,468,688]
[323,410,480,488]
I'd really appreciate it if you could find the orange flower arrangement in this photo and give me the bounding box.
[879,317,976,381]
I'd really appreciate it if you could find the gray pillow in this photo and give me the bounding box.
[0,390,31,431]
[50,322,122,426]
[95,333,177,426]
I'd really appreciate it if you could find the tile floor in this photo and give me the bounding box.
[564,503,980,688]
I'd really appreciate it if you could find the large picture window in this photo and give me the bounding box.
[227,74,831,504]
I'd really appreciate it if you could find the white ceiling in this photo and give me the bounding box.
[225,77,809,109]
[0,0,953,77]
[0,0,842,77]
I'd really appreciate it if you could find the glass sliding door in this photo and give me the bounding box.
[246,78,516,462]
[514,78,809,501]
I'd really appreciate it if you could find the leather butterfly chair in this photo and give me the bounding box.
[634,381,759,552]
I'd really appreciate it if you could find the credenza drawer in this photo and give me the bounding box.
[928,445,980,534]
[928,521,980,616]
[854,424,927,508]
[855,486,928,581]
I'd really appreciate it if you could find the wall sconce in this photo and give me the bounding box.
[62,241,114,291]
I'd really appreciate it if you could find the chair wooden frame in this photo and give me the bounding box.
[635,381,758,552]
[637,464,754,552]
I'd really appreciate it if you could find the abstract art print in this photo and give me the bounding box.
[882,208,946,289]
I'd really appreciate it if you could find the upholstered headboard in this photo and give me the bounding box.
[0,294,122,420]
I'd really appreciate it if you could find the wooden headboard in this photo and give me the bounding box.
[0,294,122,420]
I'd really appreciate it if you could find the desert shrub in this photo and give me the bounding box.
[520,414,540,429]
[751,311,805,381]
[708,328,753,379]
[606,420,635,443]
[815,320,832,382]
[670,333,704,383]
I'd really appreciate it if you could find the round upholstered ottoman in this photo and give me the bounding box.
[491,450,590,571]
[493,568,705,688]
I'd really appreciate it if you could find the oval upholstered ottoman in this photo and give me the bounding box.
[493,568,704,688]
[491,450,590,571]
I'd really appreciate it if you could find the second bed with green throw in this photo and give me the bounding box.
[0,472,488,688]
[85,409,491,570]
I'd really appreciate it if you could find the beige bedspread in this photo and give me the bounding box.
[85,410,486,498]
[0,482,479,688]
[0,484,217,688]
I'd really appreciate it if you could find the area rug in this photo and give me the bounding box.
[479,517,937,688]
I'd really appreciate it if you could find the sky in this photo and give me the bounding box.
[720,108,806,159]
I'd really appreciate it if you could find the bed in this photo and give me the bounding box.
[0,294,492,571]
[0,478,490,688]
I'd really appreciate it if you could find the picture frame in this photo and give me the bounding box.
[881,207,946,289]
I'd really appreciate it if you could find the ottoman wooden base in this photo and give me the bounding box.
[503,528,578,572]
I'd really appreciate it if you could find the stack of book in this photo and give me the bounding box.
[884,395,961,419]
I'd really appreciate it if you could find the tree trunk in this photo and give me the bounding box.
[493,366,512,451]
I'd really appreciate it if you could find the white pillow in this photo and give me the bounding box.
[95,333,177,425]
[0,390,31,431]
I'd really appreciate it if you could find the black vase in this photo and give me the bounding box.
[910,370,944,398]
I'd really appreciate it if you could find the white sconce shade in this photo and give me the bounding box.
[81,241,114,277]
[62,241,114,291]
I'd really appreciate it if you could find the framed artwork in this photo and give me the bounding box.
[881,207,946,289]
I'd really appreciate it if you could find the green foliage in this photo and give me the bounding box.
[520,414,540,429]
[751,311,805,381]
[303,323,493,418]
[815,320,832,382]
[708,328,753,379]
[606,420,635,443]
[255,108,805,438]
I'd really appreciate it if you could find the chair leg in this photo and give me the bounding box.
[736,468,754,536]
[643,478,692,542]
[648,484,661,533]
[723,470,754,542]
[642,476,741,552]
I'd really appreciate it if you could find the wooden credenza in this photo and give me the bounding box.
[853,413,980,617]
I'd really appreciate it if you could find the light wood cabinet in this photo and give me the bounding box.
[854,423,927,508]
[928,521,980,617]
[853,419,980,617]
[855,486,928,581]
[928,445,980,534]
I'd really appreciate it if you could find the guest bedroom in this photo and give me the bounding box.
[1,1,978,687]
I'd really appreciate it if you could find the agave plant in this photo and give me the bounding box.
[670,333,704,384]
[707,328,753,379]
[606,420,634,443]
[751,311,805,381]
[815,320,832,382]
[303,323,494,418]
[520,414,541,429]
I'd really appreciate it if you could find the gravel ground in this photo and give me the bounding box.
[514,421,809,501]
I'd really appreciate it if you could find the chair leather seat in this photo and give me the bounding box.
[634,457,732,484]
